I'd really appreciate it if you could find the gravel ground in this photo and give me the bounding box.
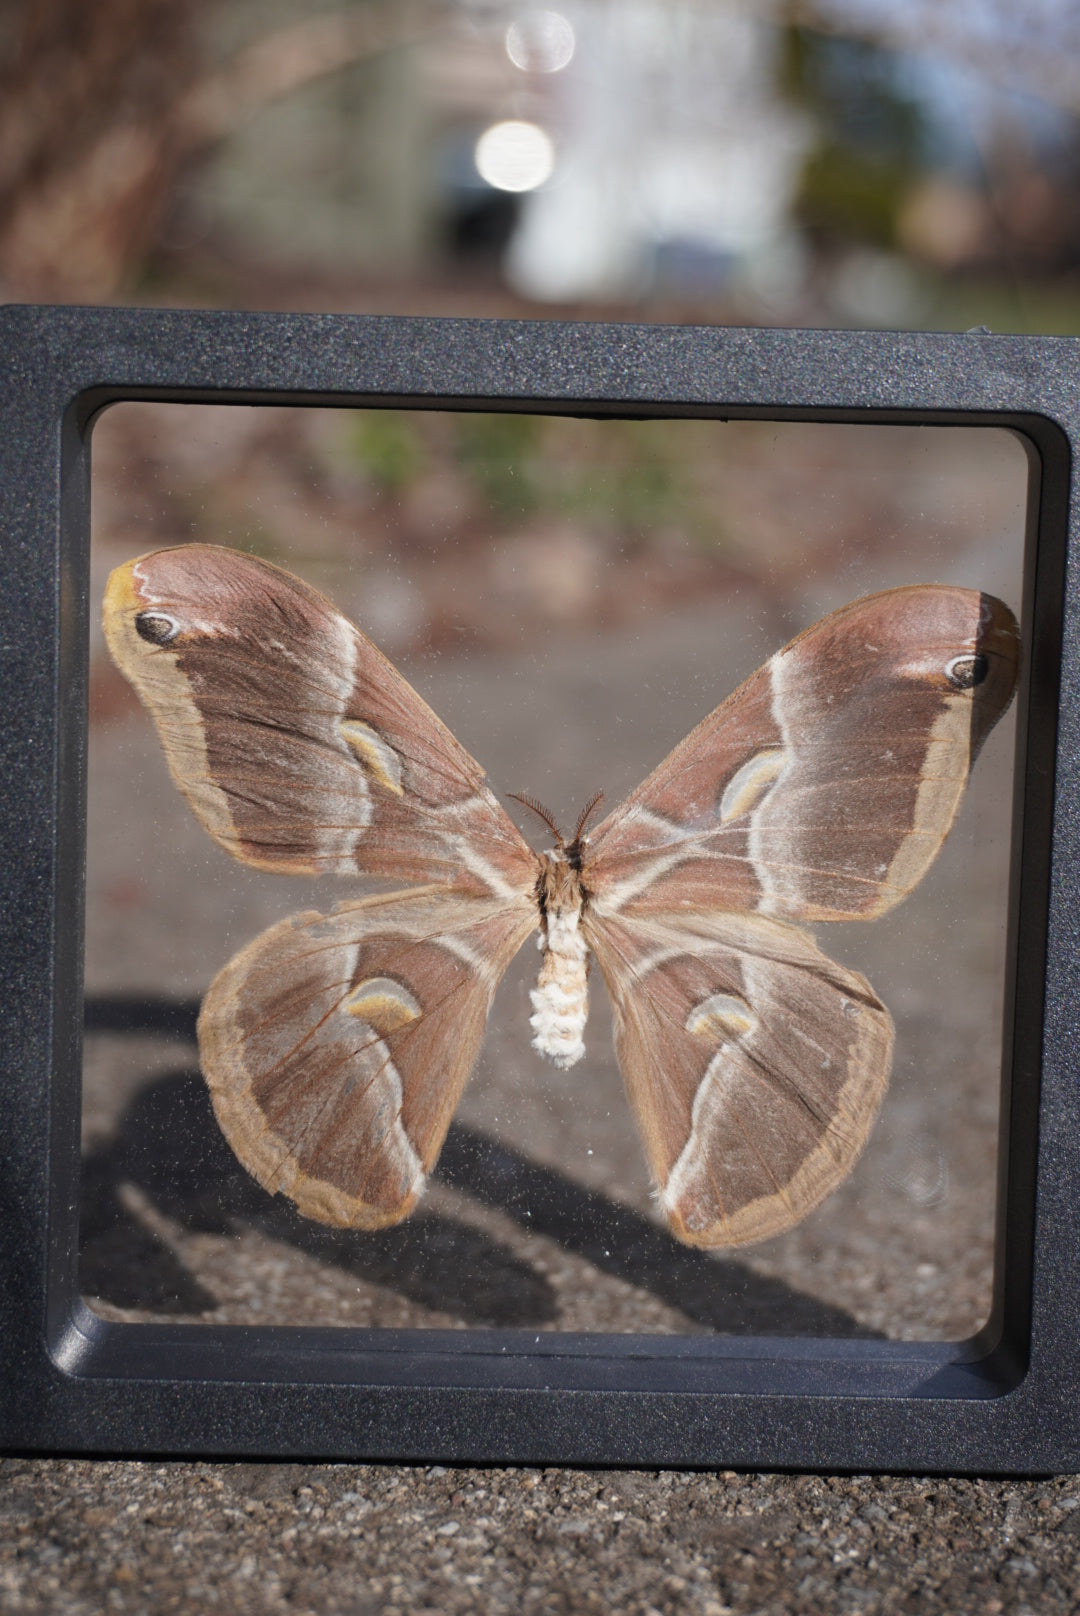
[5,1458,1080,1614]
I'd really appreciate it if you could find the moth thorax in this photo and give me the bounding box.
[530,853,588,1070]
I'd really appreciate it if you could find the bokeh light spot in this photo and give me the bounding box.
[475,121,556,193]
[506,10,576,74]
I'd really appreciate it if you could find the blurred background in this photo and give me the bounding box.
[2,0,1080,330]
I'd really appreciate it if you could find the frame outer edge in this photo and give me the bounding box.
[0,302,1077,1470]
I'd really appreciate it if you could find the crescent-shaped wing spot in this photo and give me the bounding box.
[342,976,422,1034]
[339,719,405,795]
[719,748,787,823]
[684,992,757,1040]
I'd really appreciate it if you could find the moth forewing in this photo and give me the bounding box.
[747,586,1022,923]
[581,585,1020,926]
[103,545,539,892]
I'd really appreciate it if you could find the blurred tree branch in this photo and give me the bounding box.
[177,4,444,148]
[0,0,445,301]
[0,0,202,299]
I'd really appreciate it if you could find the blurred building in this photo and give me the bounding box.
[501,2,810,306]
[185,0,810,307]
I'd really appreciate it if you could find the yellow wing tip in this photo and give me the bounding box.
[103,556,139,608]
[101,559,142,654]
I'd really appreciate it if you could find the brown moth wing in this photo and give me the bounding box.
[198,887,538,1228]
[582,587,1019,923]
[103,545,538,895]
[584,909,893,1247]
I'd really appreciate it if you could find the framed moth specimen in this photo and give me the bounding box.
[0,305,1075,1473]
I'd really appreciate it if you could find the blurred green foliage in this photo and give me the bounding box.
[343,409,729,548]
[781,28,930,248]
[556,422,684,540]
[452,412,542,519]
[798,147,915,248]
[350,409,426,494]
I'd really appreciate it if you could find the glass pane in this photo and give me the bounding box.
[84,403,1026,1341]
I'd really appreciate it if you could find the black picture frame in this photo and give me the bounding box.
[0,303,1074,1472]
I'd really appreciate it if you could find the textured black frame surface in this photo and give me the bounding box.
[0,303,1074,1472]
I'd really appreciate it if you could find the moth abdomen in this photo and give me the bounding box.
[531,854,589,1068]
[529,920,589,1069]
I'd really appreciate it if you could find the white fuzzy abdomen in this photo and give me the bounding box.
[530,908,588,1069]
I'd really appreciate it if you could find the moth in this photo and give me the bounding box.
[103,544,1019,1248]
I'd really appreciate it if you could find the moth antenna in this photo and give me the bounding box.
[507,791,565,844]
[573,790,605,843]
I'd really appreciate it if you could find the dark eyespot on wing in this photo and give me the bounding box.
[135,611,180,645]
[945,652,988,689]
